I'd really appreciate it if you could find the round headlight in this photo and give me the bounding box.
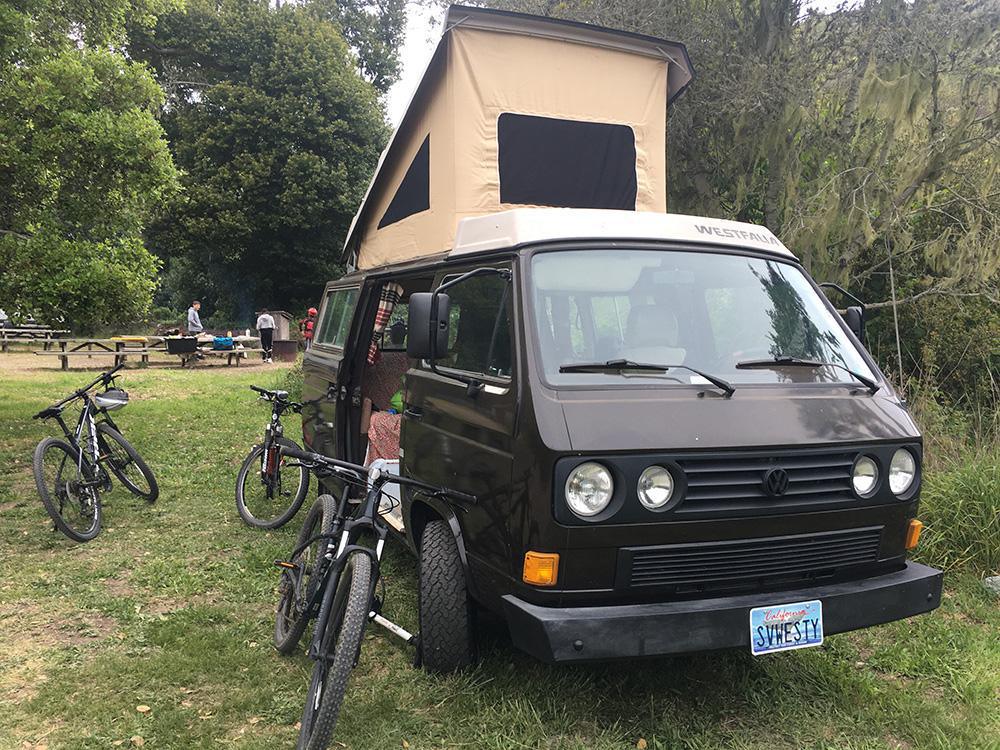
[638,465,675,510]
[852,456,879,497]
[889,448,917,496]
[565,462,614,517]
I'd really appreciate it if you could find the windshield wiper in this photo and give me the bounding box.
[558,359,735,398]
[735,356,880,394]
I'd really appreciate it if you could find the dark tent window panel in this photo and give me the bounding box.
[497,114,637,210]
[378,135,430,229]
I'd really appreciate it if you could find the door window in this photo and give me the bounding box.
[316,287,359,348]
[437,271,513,379]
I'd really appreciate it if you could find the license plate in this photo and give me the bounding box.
[750,599,824,655]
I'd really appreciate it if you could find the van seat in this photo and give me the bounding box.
[363,351,410,410]
[362,351,409,463]
[619,304,686,364]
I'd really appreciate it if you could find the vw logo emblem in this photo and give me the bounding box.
[762,468,790,497]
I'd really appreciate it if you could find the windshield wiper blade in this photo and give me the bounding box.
[558,359,735,398]
[735,356,880,394]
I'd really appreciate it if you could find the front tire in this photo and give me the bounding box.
[33,437,102,542]
[298,552,372,750]
[274,494,337,655]
[418,520,475,672]
[96,423,158,502]
[236,437,310,529]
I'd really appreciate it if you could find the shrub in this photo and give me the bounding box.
[915,450,1000,574]
[281,357,304,402]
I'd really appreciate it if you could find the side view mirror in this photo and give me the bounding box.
[843,305,865,344]
[407,292,450,360]
[819,282,867,345]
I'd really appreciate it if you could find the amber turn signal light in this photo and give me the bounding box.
[522,551,559,587]
[905,519,923,550]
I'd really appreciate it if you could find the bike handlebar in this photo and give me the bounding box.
[279,444,477,505]
[33,363,125,418]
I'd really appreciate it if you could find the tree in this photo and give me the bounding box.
[131,0,390,323]
[0,0,178,331]
[477,0,999,397]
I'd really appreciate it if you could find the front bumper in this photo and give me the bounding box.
[501,562,943,663]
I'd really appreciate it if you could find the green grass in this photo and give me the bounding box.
[0,360,997,750]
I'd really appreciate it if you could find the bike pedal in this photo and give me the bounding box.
[274,560,298,570]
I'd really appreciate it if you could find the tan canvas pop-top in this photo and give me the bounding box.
[343,5,694,271]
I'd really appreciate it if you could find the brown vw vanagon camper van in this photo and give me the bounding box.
[301,5,941,670]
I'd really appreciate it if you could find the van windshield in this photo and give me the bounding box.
[529,248,876,387]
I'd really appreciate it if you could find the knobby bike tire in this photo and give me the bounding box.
[274,494,338,655]
[235,437,310,529]
[96,423,158,502]
[298,552,372,750]
[32,437,102,542]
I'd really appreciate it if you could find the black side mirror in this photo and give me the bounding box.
[407,292,450,360]
[843,305,865,344]
[819,282,867,345]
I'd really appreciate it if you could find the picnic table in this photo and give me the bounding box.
[34,337,157,370]
[170,335,263,368]
[33,334,264,369]
[1,325,72,352]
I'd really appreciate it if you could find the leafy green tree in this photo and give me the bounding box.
[131,0,390,323]
[0,0,178,331]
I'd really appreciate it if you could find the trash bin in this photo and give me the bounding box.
[165,336,198,354]
[272,339,298,362]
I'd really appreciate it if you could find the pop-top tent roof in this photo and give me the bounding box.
[343,5,694,270]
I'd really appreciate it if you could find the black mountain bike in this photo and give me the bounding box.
[235,385,311,529]
[32,363,158,542]
[272,446,475,750]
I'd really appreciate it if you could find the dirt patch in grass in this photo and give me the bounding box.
[0,601,118,705]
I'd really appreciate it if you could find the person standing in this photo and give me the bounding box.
[299,307,318,350]
[256,308,275,363]
[187,300,204,335]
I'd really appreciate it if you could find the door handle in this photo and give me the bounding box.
[403,406,423,420]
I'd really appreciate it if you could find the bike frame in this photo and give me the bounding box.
[300,470,393,663]
[47,388,122,488]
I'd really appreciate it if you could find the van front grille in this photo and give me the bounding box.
[618,526,882,594]
[676,448,856,514]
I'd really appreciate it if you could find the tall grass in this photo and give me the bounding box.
[915,449,1000,574]
[905,383,1000,575]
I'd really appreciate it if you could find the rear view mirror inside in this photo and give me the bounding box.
[407,292,450,360]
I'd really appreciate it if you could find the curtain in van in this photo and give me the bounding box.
[367,282,404,365]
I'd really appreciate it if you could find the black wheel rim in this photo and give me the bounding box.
[41,443,99,536]
[241,444,307,524]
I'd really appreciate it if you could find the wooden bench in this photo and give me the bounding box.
[175,348,266,367]
[35,349,154,370]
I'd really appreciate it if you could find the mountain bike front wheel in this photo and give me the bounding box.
[33,437,102,542]
[297,551,372,750]
[236,437,310,529]
[96,423,158,502]
[274,494,338,655]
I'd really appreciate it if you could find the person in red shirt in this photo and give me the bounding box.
[300,307,318,350]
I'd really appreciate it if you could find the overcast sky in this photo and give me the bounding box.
[384,1,850,126]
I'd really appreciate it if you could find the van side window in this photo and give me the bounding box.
[316,287,359,348]
[437,272,512,379]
